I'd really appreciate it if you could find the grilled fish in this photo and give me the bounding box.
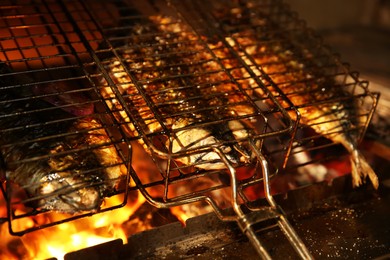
[222,23,378,188]
[0,66,126,213]
[99,15,255,170]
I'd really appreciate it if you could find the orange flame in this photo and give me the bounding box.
[0,191,145,260]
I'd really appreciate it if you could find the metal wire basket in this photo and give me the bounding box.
[0,0,379,258]
[0,0,131,235]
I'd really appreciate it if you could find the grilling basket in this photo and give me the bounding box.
[0,0,379,258]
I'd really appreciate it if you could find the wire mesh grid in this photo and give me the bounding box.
[0,0,131,235]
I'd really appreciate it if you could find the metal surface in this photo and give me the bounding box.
[0,0,381,258]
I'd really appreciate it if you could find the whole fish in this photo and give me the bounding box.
[217,10,379,188]
[99,15,256,170]
[0,65,126,213]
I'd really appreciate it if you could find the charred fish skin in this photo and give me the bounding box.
[0,65,124,213]
[214,5,378,188]
[99,15,254,170]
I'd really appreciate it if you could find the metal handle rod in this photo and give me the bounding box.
[215,147,272,259]
[250,140,314,260]
[239,218,273,260]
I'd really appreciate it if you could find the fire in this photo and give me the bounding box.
[40,225,126,259]
[0,191,145,260]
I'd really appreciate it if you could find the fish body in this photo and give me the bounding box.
[0,67,126,213]
[100,15,255,170]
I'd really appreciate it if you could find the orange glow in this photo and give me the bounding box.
[0,191,145,260]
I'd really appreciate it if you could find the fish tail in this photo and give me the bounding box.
[350,150,379,189]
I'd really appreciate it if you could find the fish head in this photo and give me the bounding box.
[38,171,102,213]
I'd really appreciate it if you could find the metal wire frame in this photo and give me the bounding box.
[183,0,378,173]
[0,0,132,235]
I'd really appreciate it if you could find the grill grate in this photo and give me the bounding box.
[0,0,379,258]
